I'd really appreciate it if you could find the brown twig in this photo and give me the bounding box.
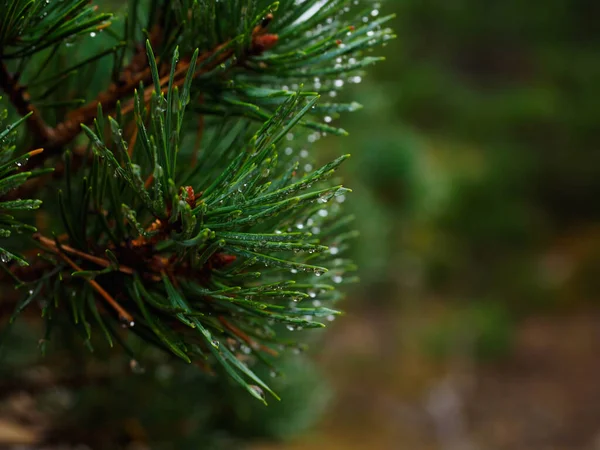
[25,22,277,169]
[33,234,135,324]
[118,41,235,117]
[62,253,134,325]
[34,234,135,275]
[218,316,279,357]
[144,173,154,189]
[126,120,139,157]
[25,38,235,168]
[0,23,278,202]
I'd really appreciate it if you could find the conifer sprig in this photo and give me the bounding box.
[0,0,393,402]
[0,106,49,266]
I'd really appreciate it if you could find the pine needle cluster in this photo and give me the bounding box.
[0,0,393,403]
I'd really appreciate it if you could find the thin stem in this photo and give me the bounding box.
[22,23,276,169]
[218,316,279,357]
[118,43,235,116]
[33,234,135,324]
[127,122,139,157]
[28,39,234,167]
[61,252,135,325]
[35,234,135,275]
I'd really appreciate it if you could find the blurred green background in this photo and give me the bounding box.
[256,0,600,449]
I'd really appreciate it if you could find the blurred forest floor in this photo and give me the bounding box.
[255,306,600,450]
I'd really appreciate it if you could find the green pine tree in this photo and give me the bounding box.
[0,1,393,447]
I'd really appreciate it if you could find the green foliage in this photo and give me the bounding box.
[377,0,600,224]
[0,0,393,409]
[0,107,47,266]
[338,0,600,312]
[0,0,111,58]
[0,319,331,448]
[421,301,515,362]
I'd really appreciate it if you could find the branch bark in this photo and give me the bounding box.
[1,21,277,179]
[24,29,276,170]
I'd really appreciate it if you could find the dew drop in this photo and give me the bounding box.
[250,385,265,401]
[120,316,135,328]
[130,359,146,374]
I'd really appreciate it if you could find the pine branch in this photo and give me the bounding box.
[0,0,394,404]
[23,22,278,170]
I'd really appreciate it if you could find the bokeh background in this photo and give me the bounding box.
[257,0,600,449]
